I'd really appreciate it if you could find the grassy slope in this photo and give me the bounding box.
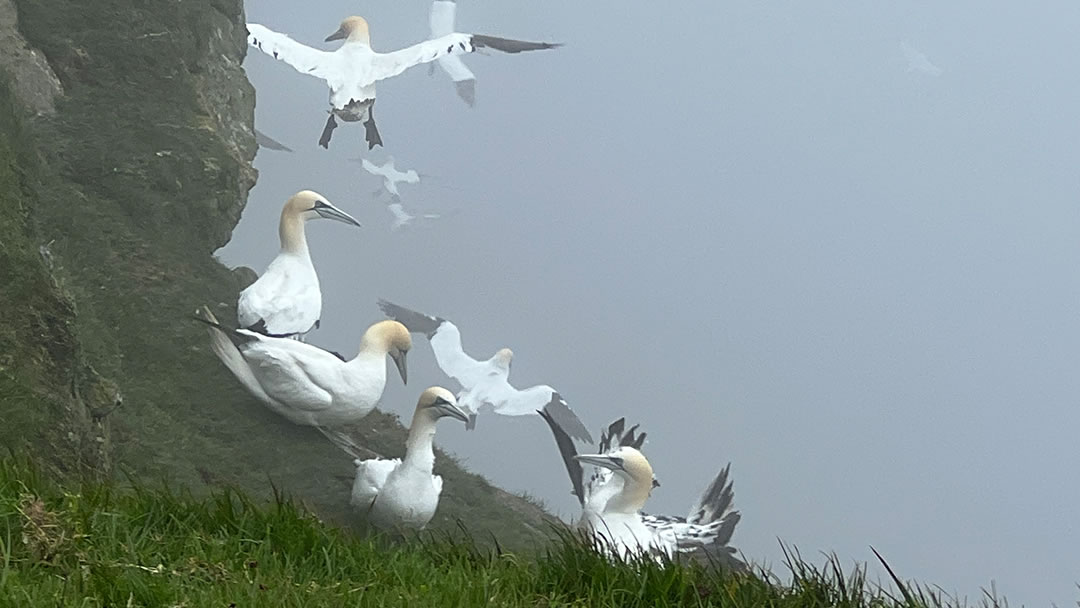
[0,0,551,550]
[0,459,972,608]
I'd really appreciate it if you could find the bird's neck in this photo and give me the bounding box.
[604,477,650,515]
[402,414,437,472]
[278,213,309,255]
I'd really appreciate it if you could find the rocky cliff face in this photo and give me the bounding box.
[0,0,551,548]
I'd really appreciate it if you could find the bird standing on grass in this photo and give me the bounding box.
[349,387,470,529]
[541,414,744,566]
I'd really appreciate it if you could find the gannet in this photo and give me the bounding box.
[900,41,943,76]
[541,414,744,566]
[377,299,593,443]
[194,306,410,428]
[245,17,561,148]
[360,157,420,198]
[429,0,476,106]
[350,386,469,529]
[236,190,360,340]
[387,201,445,232]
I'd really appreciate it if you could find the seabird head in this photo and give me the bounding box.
[326,16,371,45]
[575,446,654,487]
[494,348,513,371]
[362,320,411,384]
[285,190,361,227]
[417,387,470,423]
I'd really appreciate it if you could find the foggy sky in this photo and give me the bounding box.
[224,1,1080,604]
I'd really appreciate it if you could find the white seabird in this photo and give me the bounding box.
[377,299,593,443]
[387,201,447,232]
[540,414,744,566]
[900,40,943,77]
[349,386,469,529]
[429,0,477,106]
[360,157,420,198]
[246,16,561,149]
[236,190,360,340]
[194,306,410,430]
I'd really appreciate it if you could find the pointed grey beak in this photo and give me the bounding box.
[574,453,625,472]
[325,27,346,42]
[391,351,407,385]
[315,202,361,227]
[434,400,470,424]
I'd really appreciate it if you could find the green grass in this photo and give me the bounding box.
[0,457,993,608]
[0,0,553,551]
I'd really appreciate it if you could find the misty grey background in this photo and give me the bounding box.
[223,1,1080,604]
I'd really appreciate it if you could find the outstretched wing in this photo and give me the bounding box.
[369,33,560,83]
[247,24,341,83]
[501,389,594,444]
[377,299,490,387]
[538,407,585,506]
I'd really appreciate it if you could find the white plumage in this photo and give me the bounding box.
[350,387,469,529]
[245,15,560,148]
[430,0,477,106]
[236,190,360,340]
[361,157,420,198]
[540,415,744,566]
[195,307,410,428]
[377,299,593,443]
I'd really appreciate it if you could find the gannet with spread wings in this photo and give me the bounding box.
[246,15,560,148]
[377,298,593,444]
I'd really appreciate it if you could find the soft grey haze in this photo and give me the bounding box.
[225,1,1080,604]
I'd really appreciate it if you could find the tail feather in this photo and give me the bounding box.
[193,306,273,405]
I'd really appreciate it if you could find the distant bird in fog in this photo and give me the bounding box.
[377,299,594,443]
[358,157,420,198]
[900,41,943,76]
[237,190,360,340]
[245,13,561,149]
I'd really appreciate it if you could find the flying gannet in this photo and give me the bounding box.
[194,306,410,432]
[359,157,420,198]
[246,16,561,149]
[349,386,469,529]
[540,414,744,566]
[237,190,360,340]
[377,299,593,443]
[387,201,447,232]
[900,40,943,77]
[429,0,477,107]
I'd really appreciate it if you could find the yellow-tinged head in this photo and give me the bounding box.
[416,387,469,423]
[325,16,371,44]
[361,320,412,384]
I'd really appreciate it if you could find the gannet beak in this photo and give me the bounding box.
[435,400,470,424]
[314,202,362,227]
[325,26,346,42]
[574,453,625,472]
[391,351,408,385]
